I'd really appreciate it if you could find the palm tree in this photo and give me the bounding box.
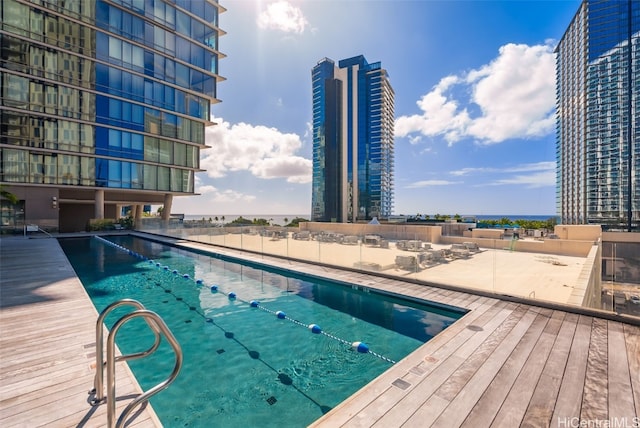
[0,185,18,204]
[500,217,512,226]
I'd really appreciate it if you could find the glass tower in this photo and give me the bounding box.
[556,0,639,230]
[0,0,224,232]
[311,55,394,223]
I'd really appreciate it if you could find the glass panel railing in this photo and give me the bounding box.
[135,219,640,321]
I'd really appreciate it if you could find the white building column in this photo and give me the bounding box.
[95,190,104,219]
[162,194,172,222]
[134,204,143,226]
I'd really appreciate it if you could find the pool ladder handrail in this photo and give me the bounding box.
[91,299,183,428]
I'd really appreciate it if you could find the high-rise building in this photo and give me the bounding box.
[0,0,224,232]
[556,0,639,230]
[311,55,394,223]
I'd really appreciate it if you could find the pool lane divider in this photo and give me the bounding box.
[94,236,397,365]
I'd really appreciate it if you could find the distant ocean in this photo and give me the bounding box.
[183,214,309,225]
[183,214,557,225]
[473,215,558,222]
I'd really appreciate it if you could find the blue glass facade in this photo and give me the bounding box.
[311,56,394,222]
[0,0,224,231]
[556,0,639,229]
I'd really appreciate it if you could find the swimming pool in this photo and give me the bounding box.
[59,235,465,427]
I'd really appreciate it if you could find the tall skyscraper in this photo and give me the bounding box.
[311,55,394,223]
[0,0,224,232]
[556,0,639,230]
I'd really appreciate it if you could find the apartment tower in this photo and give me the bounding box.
[311,55,394,223]
[556,0,639,230]
[0,0,224,232]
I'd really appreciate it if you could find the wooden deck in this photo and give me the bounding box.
[0,237,160,428]
[1,233,639,427]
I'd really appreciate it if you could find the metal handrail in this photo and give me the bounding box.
[23,224,54,238]
[91,299,162,405]
[106,310,182,428]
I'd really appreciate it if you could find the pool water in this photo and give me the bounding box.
[59,236,464,427]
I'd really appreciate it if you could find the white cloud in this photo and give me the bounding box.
[405,180,461,189]
[202,117,312,184]
[486,170,556,188]
[450,161,556,188]
[196,184,257,203]
[395,75,471,145]
[257,1,308,34]
[395,43,556,145]
[450,161,556,177]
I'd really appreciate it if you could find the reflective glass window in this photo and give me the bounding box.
[96,158,108,186]
[132,163,143,189]
[3,0,29,36]
[176,10,190,35]
[177,117,189,141]
[158,166,170,190]
[80,157,94,186]
[132,103,144,128]
[174,143,186,166]
[108,159,121,187]
[144,137,159,162]
[2,149,28,182]
[176,63,189,88]
[131,16,144,43]
[121,161,131,188]
[186,145,197,168]
[171,167,182,191]
[143,164,157,189]
[159,139,172,164]
[58,154,79,185]
[132,133,144,154]
[2,74,28,108]
[176,37,190,63]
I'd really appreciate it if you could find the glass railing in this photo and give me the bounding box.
[135,218,639,321]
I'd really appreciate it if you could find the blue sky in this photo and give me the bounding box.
[172,0,582,217]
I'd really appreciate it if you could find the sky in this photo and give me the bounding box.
[171,0,582,218]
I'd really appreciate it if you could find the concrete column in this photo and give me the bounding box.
[162,194,173,222]
[95,190,104,219]
[134,204,142,227]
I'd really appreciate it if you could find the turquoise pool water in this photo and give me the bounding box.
[59,235,464,427]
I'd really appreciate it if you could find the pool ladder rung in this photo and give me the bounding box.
[90,299,182,428]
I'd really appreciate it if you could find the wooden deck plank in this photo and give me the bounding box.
[364,304,523,428]
[316,301,513,428]
[0,237,159,428]
[623,323,640,417]
[607,321,636,419]
[426,308,546,427]
[551,315,593,422]
[436,306,538,403]
[520,312,579,428]
[461,310,566,428]
[581,317,609,421]
[488,310,565,427]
